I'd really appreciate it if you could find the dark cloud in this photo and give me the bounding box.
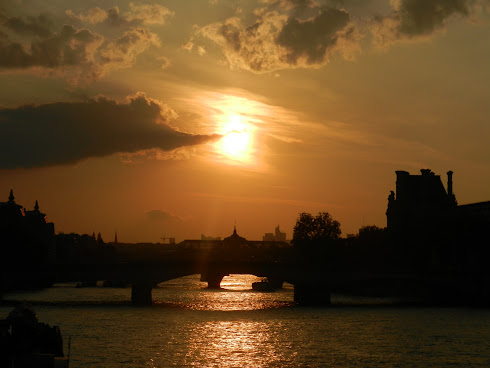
[0,10,102,70]
[0,22,159,82]
[146,210,181,222]
[99,28,160,71]
[0,11,53,37]
[373,0,475,44]
[0,93,221,169]
[277,8,350,65]
[66,4,173,27]
[0,24,102,69]
[65,7,109,25]
[398,0,470,35]
[106,7,125,27]
[200,0,487,71]
[0,7,163,83]
[200,4,357,73]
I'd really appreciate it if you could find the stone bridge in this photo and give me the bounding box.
[50,252,323,305]
[4,242,487,306]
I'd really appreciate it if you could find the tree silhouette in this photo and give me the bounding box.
[292,212,341,247]
[358,225,385,240]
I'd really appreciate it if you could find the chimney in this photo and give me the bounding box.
[395,170,409,202]
[447,171,453,196]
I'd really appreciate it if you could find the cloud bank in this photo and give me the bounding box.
[66,3,174,27]
[199,3,358,72]
[372,0,476,45]
[0,3,170,83]
[0,23,103,69]
[197,0,486,72]
[0,0,487,78]
[146,210,181,223]
[0,93,221,169]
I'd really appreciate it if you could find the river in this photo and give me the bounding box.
[1,274,490,367]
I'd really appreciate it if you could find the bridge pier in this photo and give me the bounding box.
[131,282,153,306]
[268,279,284,289]
[201,272,227,289]
[294,281,331,306]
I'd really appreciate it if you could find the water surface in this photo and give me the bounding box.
[2,275,490,367]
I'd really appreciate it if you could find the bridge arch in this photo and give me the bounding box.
[130,272,290,305]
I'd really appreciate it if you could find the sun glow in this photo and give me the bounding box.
[219,115,252,161]
[193,91,288,167]
[216,114,254,162]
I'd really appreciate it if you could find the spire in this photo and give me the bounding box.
[34,200,39,211]
[447,171,454,197]
[224,222,247,244]
[114,232,118,244]
[447,170,457,206]
[8,189,14,202]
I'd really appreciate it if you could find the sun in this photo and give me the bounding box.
[217,115,253,161]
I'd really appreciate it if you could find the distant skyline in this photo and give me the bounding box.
[1,0,489,242]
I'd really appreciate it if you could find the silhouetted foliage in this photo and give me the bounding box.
[358,225,385,241]
[291,212,344,273]
[55,232,114,263]
[292,211,341,248]
[292,212,341,244]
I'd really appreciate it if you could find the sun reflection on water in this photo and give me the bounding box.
[184,291,289,311]
[185,321,284,368]
[220,274,261,291]
[157,274,294,311]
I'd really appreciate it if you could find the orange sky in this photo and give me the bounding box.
[1,0,489,242]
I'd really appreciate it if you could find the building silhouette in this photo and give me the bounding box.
[263,225,287,242]
[386,169,457,232]
[386,169,490,232]
[0,190,55,257]
[385,169,490,273]
[0,190,56,290]
[201,235,221,241]
[180,226,290,250]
